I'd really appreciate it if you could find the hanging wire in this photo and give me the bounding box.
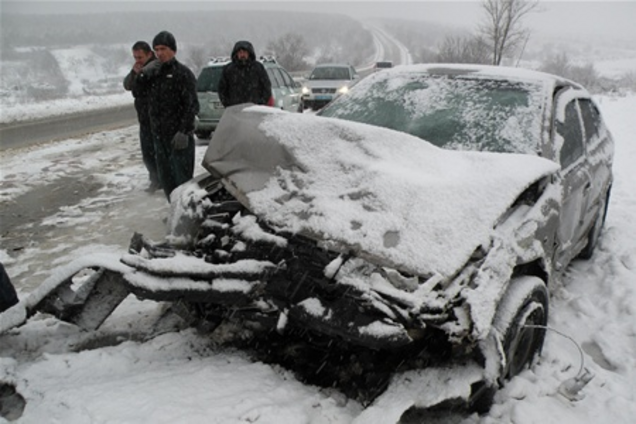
[524,324,585,376]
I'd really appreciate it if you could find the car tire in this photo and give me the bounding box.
[493,276,549,381]
[195,131,212,140]
[0,382,26,421]
[578,188,610,260]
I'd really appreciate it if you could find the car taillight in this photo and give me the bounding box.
[267,96,275,107]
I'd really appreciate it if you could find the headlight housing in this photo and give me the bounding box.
[302,86,310,95]
[337,86,349,95]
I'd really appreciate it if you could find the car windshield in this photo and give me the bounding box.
[310,67,351,80]
[197,66,223,93]
[319,72,545,154]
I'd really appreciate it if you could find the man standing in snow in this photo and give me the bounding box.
[218,40,272,108]
[142,31,199,201]
[123,41,161,193]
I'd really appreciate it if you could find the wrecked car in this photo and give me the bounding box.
[1,64,614,419]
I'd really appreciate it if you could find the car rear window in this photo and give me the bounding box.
[197,66,224,93]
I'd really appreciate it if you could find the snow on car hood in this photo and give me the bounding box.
[203,104,559,278]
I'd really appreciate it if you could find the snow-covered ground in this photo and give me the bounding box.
[0,81,635,423]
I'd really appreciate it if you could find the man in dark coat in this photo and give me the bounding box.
[0,263,18,313]
[123,41,160,193]
[218,40,272,107]
[142,31,199,200]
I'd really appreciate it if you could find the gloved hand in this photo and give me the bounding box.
[141,59,161,77]
[172,131,190,150]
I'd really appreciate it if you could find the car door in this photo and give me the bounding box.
[578,97,613,226]
[266,68,283,107]
[553,89,593,270]
[278,68,302,111]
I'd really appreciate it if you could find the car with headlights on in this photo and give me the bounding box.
[301,63,359,110]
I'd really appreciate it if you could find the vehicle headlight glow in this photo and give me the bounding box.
[337,86,349,95]
[302,86,310,95]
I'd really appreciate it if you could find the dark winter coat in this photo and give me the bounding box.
[123,56,156,126]
[218,41,272,107]
[145,58,199,199]
[147,57,199,139]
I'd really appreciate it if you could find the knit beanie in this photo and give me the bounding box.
[153,31,177,52]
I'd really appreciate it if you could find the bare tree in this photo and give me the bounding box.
[266,32,309,71]
[436,34,490,64]
[540,52,602,92]
[479,0,540,65]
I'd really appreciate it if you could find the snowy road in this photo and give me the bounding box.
[0,126,208,292]
[1,94,635,423]
[0,104,136,151]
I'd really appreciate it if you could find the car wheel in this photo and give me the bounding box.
[493,276,549,381]
[578,188,610,260]
[195,131,212,140]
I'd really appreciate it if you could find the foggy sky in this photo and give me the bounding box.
[3,1,636,41]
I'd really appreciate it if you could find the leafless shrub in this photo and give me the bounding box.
[540,51,571,77]
[267,32,310,71]
[540,52,605,93]
[435,34,490,64]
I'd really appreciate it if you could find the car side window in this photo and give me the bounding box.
[266,69,281,88]
[273,70,286,89]
[557,100,585,169]
[578,98,602,145]
[278,69,295,88]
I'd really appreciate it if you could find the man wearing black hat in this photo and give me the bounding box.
[218,40,272,108]
[141,30,199,201]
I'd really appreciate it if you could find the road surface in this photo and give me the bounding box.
[0,104,136,151]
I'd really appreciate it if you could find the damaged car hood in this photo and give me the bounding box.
[203,104,559,278]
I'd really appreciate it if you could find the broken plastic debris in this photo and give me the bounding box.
[558,367,594,401]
